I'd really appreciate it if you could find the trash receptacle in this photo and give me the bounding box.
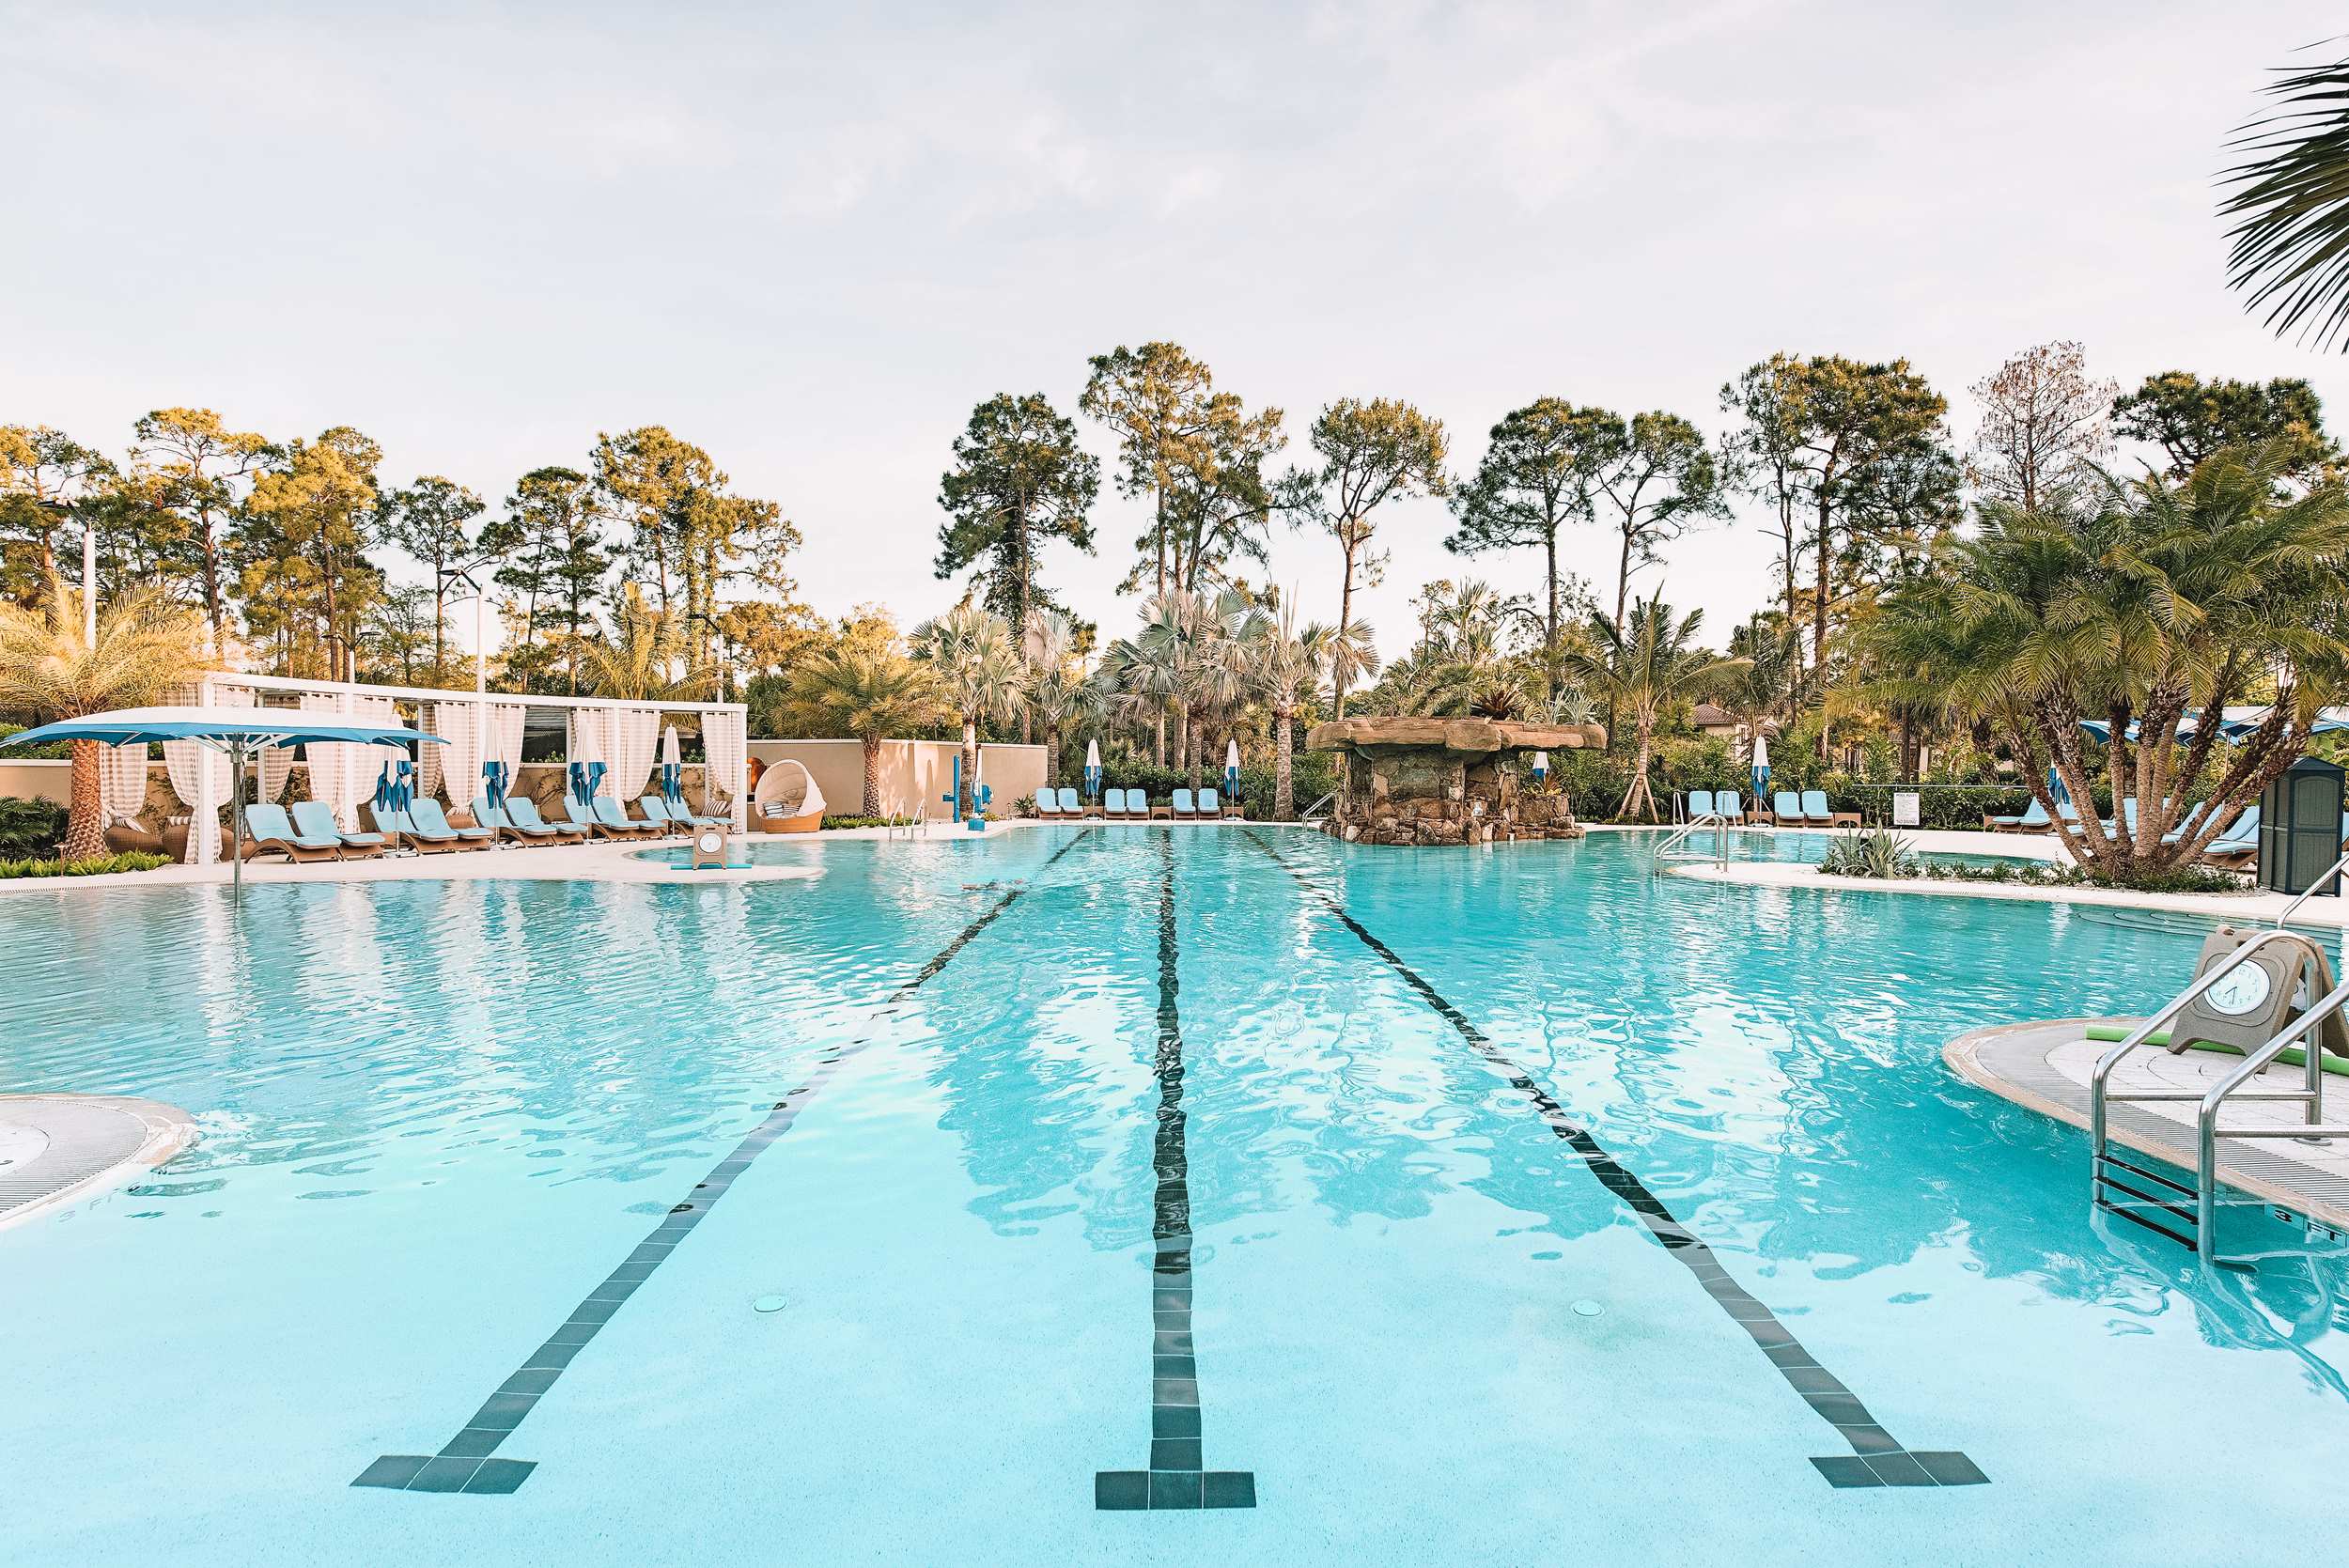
[2259,755,2346,895]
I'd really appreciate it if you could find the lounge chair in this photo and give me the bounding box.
[240,801,344,862]
[409,797,496,847]
[1984,798,2054,832]
[1172,788,1196,819]
[504,796,589,845]
[291,800,385,858]
[1685,789,1714,820]
[1715,791,1744,825]
[370,802,465,854]
[553,792,641,841]
[1200,787,1228,819]
[1099,787,1123,818]
[1034,790,1063,819]
[1057,787,1083,819]
[2201,805,2261,869]
[476,796,556,846]
[591,795,664,839]
[1769,790,1804,827]
[1802,789,1859,829]
[643,794,726,831]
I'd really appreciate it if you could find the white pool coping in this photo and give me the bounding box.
[0,1094,198,1232]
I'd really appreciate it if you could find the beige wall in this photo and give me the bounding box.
[747,739,1047,818]
[0,759,71,806]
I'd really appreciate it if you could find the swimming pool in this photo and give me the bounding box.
[3,826,2342,1562]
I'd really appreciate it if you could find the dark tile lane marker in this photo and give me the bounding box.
[1096,831,1255,1511]
[355,830,1096,1497]
[1242,830,1984,1491]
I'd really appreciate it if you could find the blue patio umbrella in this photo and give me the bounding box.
[482,758,511,811]
[2046,765,2070,809]
[0,706,444,905]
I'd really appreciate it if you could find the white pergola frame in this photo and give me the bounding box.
[179,670,751,862]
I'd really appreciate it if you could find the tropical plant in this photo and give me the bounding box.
[1242,600,1340,820]
[913,603,1026,813]
[1020,610,1098,787]
[1562,597,1743,822]
[784,643,948,815]
[578,582,716,701]
[0,571,207,862]
[1817,829,1919,879]
[2219,48,2349,352]
[1868,442,2349,878]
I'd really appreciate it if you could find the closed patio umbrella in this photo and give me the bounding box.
[569,720,607,806]
[1224,737,1240,797]
[0,706,443,907]
[661,724,684,805]
[1750,734,1770,803]
[1083,737,1102,800]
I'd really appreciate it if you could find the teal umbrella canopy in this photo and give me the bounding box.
[0,706,444,751]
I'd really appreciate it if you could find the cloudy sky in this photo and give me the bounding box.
[7,1,2345,664]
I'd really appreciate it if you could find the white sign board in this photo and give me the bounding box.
[1891,791,1921,828]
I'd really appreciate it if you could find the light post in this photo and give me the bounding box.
[438,554,504,694]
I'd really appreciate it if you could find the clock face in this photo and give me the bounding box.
[2206,961,2272,1017]
[698,830,723,855]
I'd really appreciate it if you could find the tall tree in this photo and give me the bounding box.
[127,409,273,649]
[913,603,1026,815]
[1589,411,1727,634]
[785,642,947,815]
[1966,343,2116,508]
[1294,397,1450,715]
[580,582,715,700]
[380,474,487,682]
[2111,371,2338,479]
[1164,391,1289,595]
[593,427,790,669]
[1079,342,1215,598]
[482,467,606,694]
[934,393,1099,634]
[1719,361,1810,667]
[1244,600,1340,820]
[1019,609,1097,789]
[0,572,206,862]
[238,427,384,680]
[0,427,115,605]
[1445,397,1611,676]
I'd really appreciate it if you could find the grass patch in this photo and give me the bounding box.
[819,815,888,831]
[1923,860,2248,894]
[0,851,172,879]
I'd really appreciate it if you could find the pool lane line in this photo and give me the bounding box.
[1241,831,1987,1492]
[1097,831,1257,1512]
[353,829,1096,1498]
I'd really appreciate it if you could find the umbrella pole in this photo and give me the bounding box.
[231,737,246,908]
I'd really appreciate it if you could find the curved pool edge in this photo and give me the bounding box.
[0,1094,200,1233]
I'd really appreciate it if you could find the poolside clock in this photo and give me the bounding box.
[2171,925,2349,1059]
[692,827,731,869]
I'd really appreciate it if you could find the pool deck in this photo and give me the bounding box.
[1656,826,2348,931]
[1947,1018,2349,1235]
[0,1094,198,1230]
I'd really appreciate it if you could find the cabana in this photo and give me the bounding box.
[152,672,750,868]
[750,758,826,833]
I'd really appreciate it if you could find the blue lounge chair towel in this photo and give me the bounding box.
[1173,788,1195,817]
[1199,788,1221,816]
[1058,787,1080,815]
[1103,787,1125,816]
[1800,790,1833,825]
[1687,789,1713,819]
[1773,790,1802,823]
[1715,792,1743,823]
[409,797,494,843]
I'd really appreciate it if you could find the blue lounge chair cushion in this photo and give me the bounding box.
[1800,790,1832,823]
[1103,788,1124,815]
[1688,790,1713,818]
[410,798,494,841]
[1716,792,1742,821]
[243,802,340,851]
[292,800,381,846]
[1058,787,1080,814]
[591,797,652,832]
[1199,788,1221,815]
[1773,791,1801,822]
[1173,788,1194,816]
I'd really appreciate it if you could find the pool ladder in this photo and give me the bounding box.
[1299,791,1336,827]
[1650,814,1733,875]
[2092,862,2349,1263]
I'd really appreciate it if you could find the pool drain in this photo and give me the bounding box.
[754,1294,786,1313]
[1571,1298,1603,1317]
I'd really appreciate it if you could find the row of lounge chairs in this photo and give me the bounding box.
[240,793,727,861]
[1681,789,1861,829]
[1034,786,1241,820]
[1981,796,2349,871]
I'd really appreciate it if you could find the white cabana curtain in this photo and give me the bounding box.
[433,702,484,808]
[100,744,149,824]
[303,692,354,829]
[257,738,293,802]
[488,703,526,799]
[608,707,660,805]
[704,710,745,815]
[417,724,443,802]
[163,685,249,863]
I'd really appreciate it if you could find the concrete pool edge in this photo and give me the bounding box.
[1671,854,2341,929]
[0,1094,199,1232]
[1944,1019,2349,1236]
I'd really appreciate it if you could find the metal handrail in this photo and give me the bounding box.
[2196,974,2349,1259]
[1652,814,1731,872]
[2275,846,2349,932]
[2090,928,2320,1179]
[1299,790,1336,824]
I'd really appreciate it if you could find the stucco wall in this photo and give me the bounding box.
[746,739,1047,818]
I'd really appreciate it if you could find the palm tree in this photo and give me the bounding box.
[1179,590,1255,790]
[0,571,207,862]
[1021,610,1098,790]
[580,583,715,701]
[1563,596,1743,822]
[1245,601,1339,819]
[1871,441,2349,877]
[913,603,1026,814]
[2221,49,2349,351]
[785,644,947,815]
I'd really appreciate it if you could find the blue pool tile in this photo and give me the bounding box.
[350,1455,427,1490]
[1095,1470,1148,1511]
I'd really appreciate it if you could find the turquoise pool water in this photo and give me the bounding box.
[3,825,2343,1563]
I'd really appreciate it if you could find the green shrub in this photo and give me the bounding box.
[0,851,171,878]
[1817,830,1920,879]
[1924,860,2248,894]
[818,815,888,830]
[0,797,68,858]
